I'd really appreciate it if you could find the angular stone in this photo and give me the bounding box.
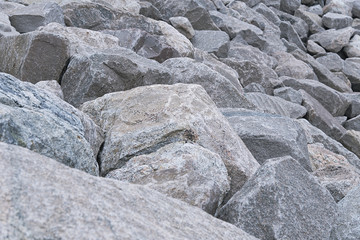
[209,10,263,39]
[307,39,326,55]
[0,73,102,176]
[0,30,69,83]
[254,3,281,26]
[244,83,267,93]
[163,57,254,109]
[341,130,360,160]
[191,30,229,58]
[273,86,302,105]
[34,80,64,99]
[344,93,360,118]
[308,4,324,15]
[222,109,311,170]
[9,2,64,33]
[101,28,146,51]
[0,142,259,240]
[280,0,301,14]
[81,84,260,202]
[291,49,352,92]
[139,1,162,20]
[0,12,19,38]
[217,156,336,240]
[309,27,355,53]
[279,77,350,116]
[343,57,360,91]
[245,92,307,119]
[344,115,360,131]
[316,52,344,72]
[273,51,316,79]
[309,143,360,202]
[61,49,171,107]
[322,12,353,30]
[300,90,347,140]
[106,143,230,215]
[169,16,195,39]
[323,0,352,16]
[353,1,360,18]
[344,34,360,58]
[279,21,306,51]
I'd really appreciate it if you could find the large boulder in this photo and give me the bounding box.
[81,84,260,202]
[0,73,102,176]
[222,109,311,170]
[162,57,254,109]
[322,12,353,30]
[0,142,259,240]
[316,52,344,72]
[217,156,337,240]
[61,48,171,107]
[106,142,230,215]
[294,8,324,34]
[191,30,230,58]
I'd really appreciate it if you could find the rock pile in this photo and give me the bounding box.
[1,0,360,239]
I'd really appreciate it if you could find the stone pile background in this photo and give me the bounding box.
[1,0,360,239]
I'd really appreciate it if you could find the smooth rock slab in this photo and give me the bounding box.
[81,84,260,202]
[61,48,171,107]
[222,109,311,170]
[106,143,230,215]
[0,73,102,175]
[217,156,336,240]
[0,142,259,240]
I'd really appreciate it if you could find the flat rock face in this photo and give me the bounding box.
[61,48,171,107]
[222,109,311,170]
[345,34,360,58]
[191,30,230,58]
[34,80,64,99]
[0,142,259,240]
[217,156,337,240]
[316,52,344,72]
[322,12,353,29]
[0,73,102,176]
[343,57,360,91]
[81,84,260,202]
[106,142,230,215]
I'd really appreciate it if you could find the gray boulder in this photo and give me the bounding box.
[344,93,360,118]
[300,90,347,140]
[323,0,352,16]
[169,16,195,39]
[273,86,303,105]
[0,73,102,176]
[139,1,162,20]
[0,12,19,38]
[340,130,360,160]
[343,57,360,91]
[316,52,344,72]
[34,80,64,99]
[61,49,171,107]
[279,77,350,116]
[163,57,254,109]
[295,8,324,34]
[244,83,267,93]
[191,30,229,58]
[291,49,352,92]
[307,39,326,55]
[322,12,353,30]
[0,142,259,240]
[353,1,360,18]
[106,142,230,215]
[222,109,310,170]
[344,115,360,131]
[279,21,306,51]
[245,92,307,119]
[9,2,65,33]
[280,0,301,14]
[309,27,355,53]
[81,84,260,202]
[217,156,336,240]
[344,34,360,58]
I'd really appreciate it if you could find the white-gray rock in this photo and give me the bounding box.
[343,57,360,91]
[322,12,353,29]
[344,92,360,118]
[316,52,344,72]
[34,80,64,99]
[307,39,326,55]
[273,86,303,105]
[169,16,195,39]
[191,30,230,58]
[344,34,360,58]
[340,130,360,160]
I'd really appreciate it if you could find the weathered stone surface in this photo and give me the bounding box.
[279,77,350,116]
[273,86,302,105]
[309,143,360,202]
[34,80,64,99]
[301,90,347,140]
[163,57,254,109]
[0,73,102,176]
[308,4,323,15]
[209,10,263,39]
[0,30,69,83]
[0,142,259,240]
[61,49,171,107]
[106,143,230,215]
[139,1,162,20]
[280,0,301,14]
[273,51,316,79]
[316,52,344,72]
[9,2,64,33]
[191,30,229,58]
[344,34,360,58]
[254,3,281,26]
[353,1,360,18]
[322,12,353,30]
[169,16,195,39]
[222,109,311,170]
[344,115,360,131]
[279,21,306,51]
[81,84,260,201]
[309,27,355,52]
[323,0,352,16]
[331,183,360,240]
[245,92,307,119]
[307,39,326,55]
[217,156,336,240]
[291,49,353,92]
[343,57,360,91]
[344,93,360,118]
[0,12,19,38]
[244,83,267,93]
[341,130,360,160]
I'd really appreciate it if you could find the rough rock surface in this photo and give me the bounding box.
[191,30,229,58]
[81,84,260,201]
[322,12,353,30]
[343,57,360,91]
[345,34,360,58]
[0,73,102,176]
[106,142,230,215]
[217,156,337,240]
[34,80,64,99]
[0,142,259,240]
